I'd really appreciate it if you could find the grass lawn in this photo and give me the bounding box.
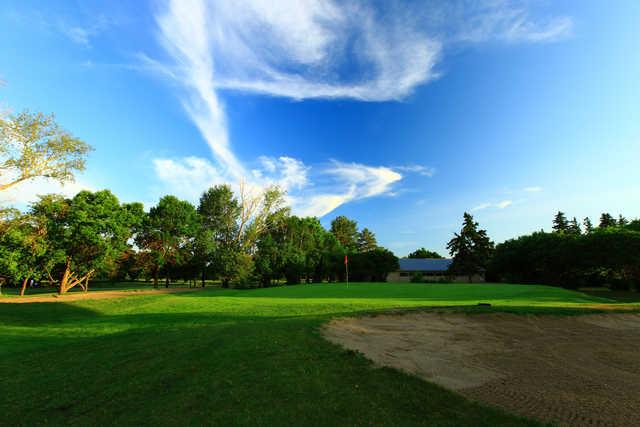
[1,283,637,426]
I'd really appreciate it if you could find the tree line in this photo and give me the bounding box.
[0,185,400,294]
[489,211,640,290]
[2,109,638,292]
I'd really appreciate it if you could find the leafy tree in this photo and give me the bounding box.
[136,195,198,288]
[0,111,92,192]
[552,211,569,232]
[330,215,358,250]
[447,213,494,282]
[32,190,141,294]
[346,248,399,282]
[627,219,640,232]
[197,185,240,287]
[583,217,594,234]
[196,184,286,287]
[568,217,581,235]
[599,213,616,228]
[0,210,49,295]
[408,248,444,259]
[357,228,378,252]
[490,228,640,290]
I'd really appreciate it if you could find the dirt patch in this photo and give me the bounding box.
[0,287,205,303]
[323,312,640,426]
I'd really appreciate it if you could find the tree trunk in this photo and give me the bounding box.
[152,267,158,289]
[201,270,206,288]
[19,276,29,297]
[165,275,169,288]
[59,259,72,294]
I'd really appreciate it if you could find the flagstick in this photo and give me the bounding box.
[345,256,349,288]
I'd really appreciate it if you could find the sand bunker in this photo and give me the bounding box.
[323,312,640,426]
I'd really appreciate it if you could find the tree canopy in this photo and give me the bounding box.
[408,248,444,259]
[0,111,92,192]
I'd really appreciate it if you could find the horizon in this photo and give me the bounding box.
[1,0,639,256]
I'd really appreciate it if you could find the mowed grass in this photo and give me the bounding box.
[0,283,635,426]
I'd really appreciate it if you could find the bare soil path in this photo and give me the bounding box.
[0,287,205,303]
[323,311,640,426]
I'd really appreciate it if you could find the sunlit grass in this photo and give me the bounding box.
[1,283,636,426]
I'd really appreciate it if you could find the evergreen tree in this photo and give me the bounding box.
[599,213,616,228]
[583,217,594,234]
[618,215,628,226]
[552,211,569,232]
[447,213,494,282]
[357,228,378,252]
[330,216,358,250]
[568,217,581,235]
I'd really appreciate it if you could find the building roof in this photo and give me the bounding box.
[398,258,453,272]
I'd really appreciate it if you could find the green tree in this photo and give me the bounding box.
[32,190,141,294]
[136,195,199,288]
[568,217,581,235]
[330,216,358,250]
[583,217,594,234]
[197,185,240,288]
[552,211,569,232]
[599,213,616,228]
[0,111,92,192]
[408,248,444,259]
[618,215,628,226]
[447,213,494,282]
[0,210,49,295]
[357,228,378,252]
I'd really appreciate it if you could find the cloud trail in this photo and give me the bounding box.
[151,0,571,216]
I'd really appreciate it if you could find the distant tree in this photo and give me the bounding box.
[447,213,494,282]
[627,219,640,232]
[599,213,616,229]
[552,211,569,232]
[347,248,399,282]
[0,111,92,192]
[618,215,628,227]
[583,217,594,234]
[136,195,199,288]
[357,228,378,252]
[568,217,581,235]
[408,248,444,259]
[330,216,358,250]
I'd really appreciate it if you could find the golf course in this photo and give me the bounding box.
[2,282,638,426]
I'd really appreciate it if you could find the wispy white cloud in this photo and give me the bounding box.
[154,155,401,217]
[472,199,513,211]
[447,1,572,44]
[59,15,113,47]
[149,0,571,216]
[394,165,436,177]
[524,186,543,193]
[496,199,513,209]
[153,157,225,202]
[472,202,492,212]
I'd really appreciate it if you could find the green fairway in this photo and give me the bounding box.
[0,283,635,426]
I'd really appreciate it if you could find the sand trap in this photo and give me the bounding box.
[323,312,640,426]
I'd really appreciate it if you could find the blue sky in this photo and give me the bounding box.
[1,0,639,255]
